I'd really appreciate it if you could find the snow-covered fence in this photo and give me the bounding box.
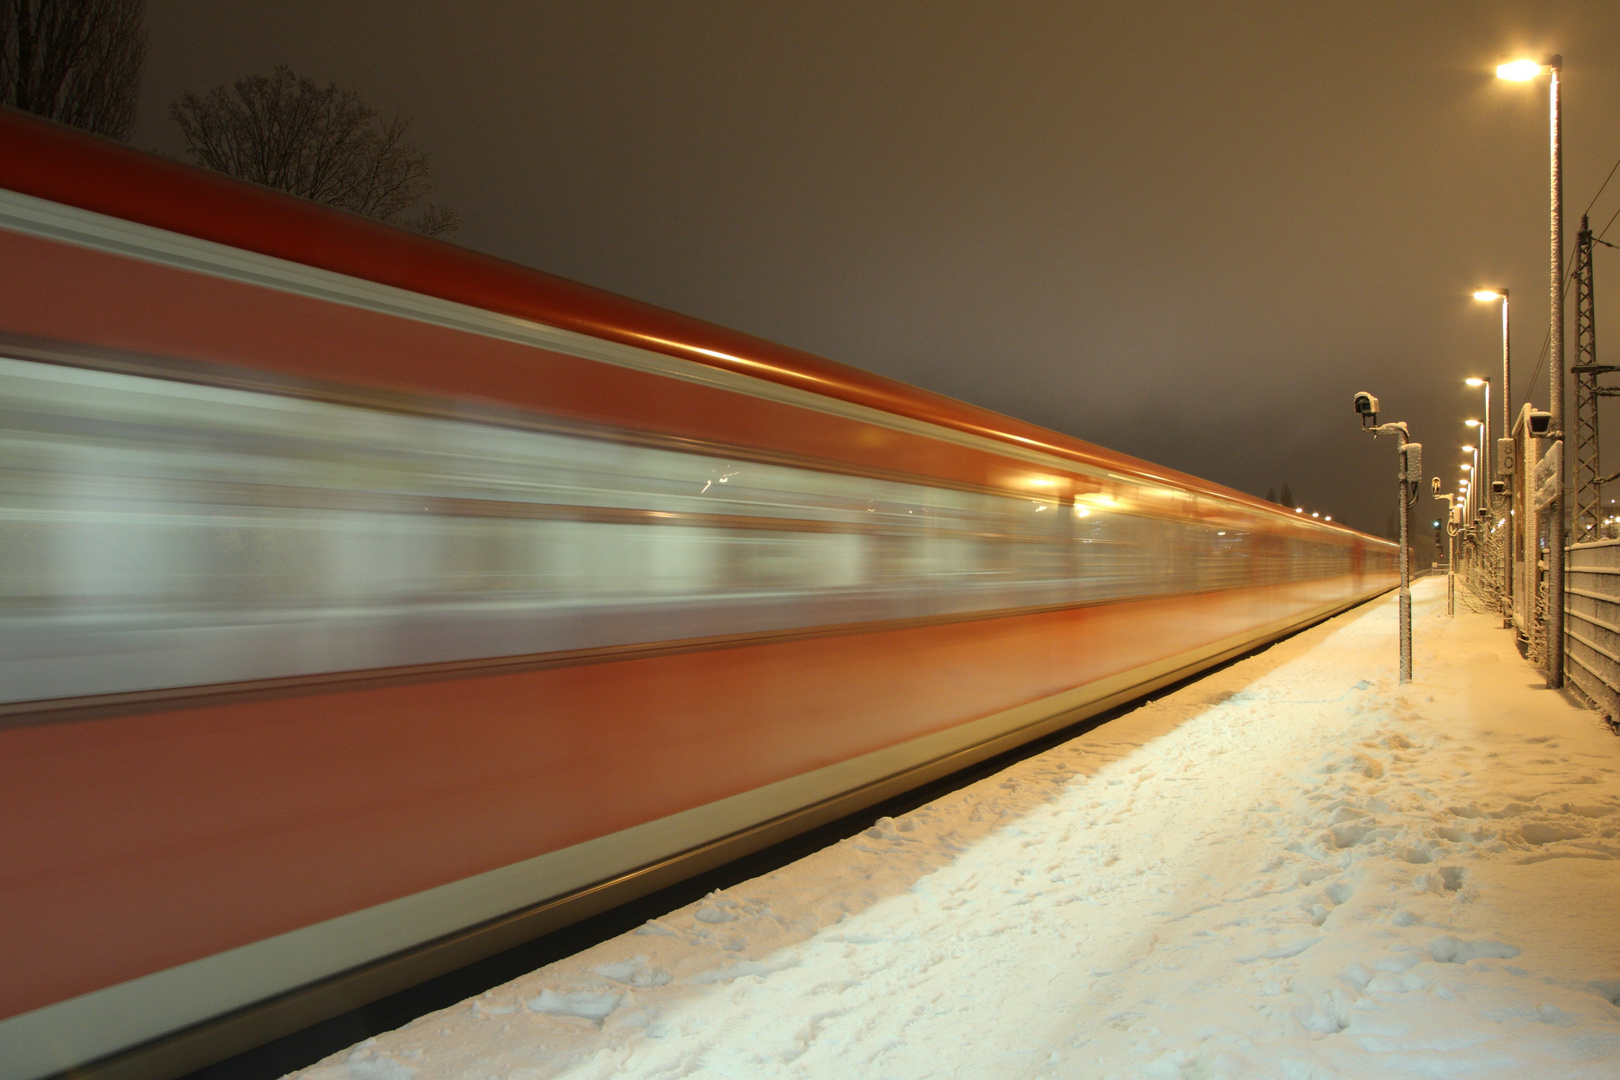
[1565,538,1620,720]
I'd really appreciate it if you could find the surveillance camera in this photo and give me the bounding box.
[1528,410,1552,437]
[1491,480,1504,495]
[1431,477,1441,494]
[1353,392,1379,416]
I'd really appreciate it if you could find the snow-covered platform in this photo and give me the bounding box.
[301,577,1620,1080]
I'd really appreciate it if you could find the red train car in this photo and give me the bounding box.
[0,108,1397,1080]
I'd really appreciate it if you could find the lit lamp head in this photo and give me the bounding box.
[1496,57,1555,80]
[1465,377,1487,387]
[1462,464,1473,472]
[1462,445,1475,453]
[1473,288,1507,302]
[1465,419,1481,428]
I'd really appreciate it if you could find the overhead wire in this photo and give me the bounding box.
[1582,151,1620,219]
[1597,199,1620,244]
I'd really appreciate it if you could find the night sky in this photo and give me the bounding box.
[130,1,1620,536]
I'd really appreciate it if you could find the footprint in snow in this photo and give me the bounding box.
[1426,935,1521,963]
[594,957,673,987]
[527,989,622,1023]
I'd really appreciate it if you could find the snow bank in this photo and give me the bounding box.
[294,578,1620,1079]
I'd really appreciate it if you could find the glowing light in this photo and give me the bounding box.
[1473,289,1504,301]
[1496,59,1543,81]
[1325,515,1332,521]
[1074,506,1090,518]
[1465,419,1481,427]
[1465,377,1486,387]
[1311,512,1320,518]
[1462,464,1473,471]
[1295,508,1304,513]
[1463,445,1475,453]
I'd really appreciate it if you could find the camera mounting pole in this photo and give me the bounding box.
[1434,478,1457,618]
[1355,392,1418,681]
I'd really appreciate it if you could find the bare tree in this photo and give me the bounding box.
[170,66,459,237]
[1,0,146,139]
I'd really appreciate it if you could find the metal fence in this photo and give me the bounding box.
[1565,539,1620,720]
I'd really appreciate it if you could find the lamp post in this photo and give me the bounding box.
[1497,54,1564,688]
[1470,293,1515,624]
[1466,433,1483,530]
[1466,376,1510,619]
[1462,457,1476,589]
[1465,381,1491,488]
[1472,290,1511,446]
[1460,471,1472,573]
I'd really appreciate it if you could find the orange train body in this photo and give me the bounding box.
[0,108,1396,1078]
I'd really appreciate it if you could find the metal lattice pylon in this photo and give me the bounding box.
[1572,216,1602,542]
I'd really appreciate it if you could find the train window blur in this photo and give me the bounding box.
[0,356,1366,704]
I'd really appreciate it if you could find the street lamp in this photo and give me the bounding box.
[1469,358,1513,623]
[1471,290,1510,461]
[1466,378,1491,488]
[1497,52,1564,688]
[1471,298,1513,623]
[1465,382,1498,606]
[1463,419,1483,523]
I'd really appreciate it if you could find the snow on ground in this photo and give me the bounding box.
[300,578,1620,1079]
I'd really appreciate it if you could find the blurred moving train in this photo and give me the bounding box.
[0,108,1398,1080]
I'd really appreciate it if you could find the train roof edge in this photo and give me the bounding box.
[0,106,1391,547]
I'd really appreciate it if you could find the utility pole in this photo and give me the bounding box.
[1547,58,1566,690]
[1496,51,1567,685]
[1395,436,1421,681]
